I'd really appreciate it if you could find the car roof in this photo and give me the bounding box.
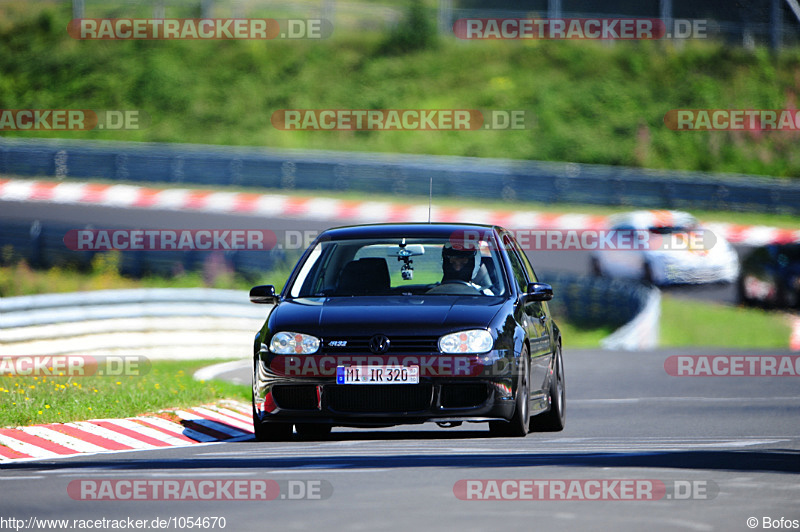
[317,223,503,240]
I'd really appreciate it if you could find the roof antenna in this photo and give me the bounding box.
[428,177,432,223]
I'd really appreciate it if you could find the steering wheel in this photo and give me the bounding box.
[440,279,472,286]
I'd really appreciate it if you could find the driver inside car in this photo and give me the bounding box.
[441,242,494,295]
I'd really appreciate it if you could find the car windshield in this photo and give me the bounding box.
[647,225,697,235]
[287,236,508,298]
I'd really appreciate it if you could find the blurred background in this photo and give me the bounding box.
[1,0,799,353]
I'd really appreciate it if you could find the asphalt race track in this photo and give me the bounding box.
[0,349,798,531]
[1,198,794,531]
[0,199,741,304]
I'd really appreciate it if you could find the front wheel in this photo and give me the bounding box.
[489,347,530,437]
[295,423,332,440]
[252,400,293,442]
[533,343,565,432]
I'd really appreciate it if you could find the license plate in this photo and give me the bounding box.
[336,365,419,385]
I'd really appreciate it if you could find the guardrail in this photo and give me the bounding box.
[2,138,799,214]
[543,272,660,350]
[1,279,659,350]
[0,288,266,329]
[0,219,283,279]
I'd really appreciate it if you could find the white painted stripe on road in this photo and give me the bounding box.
[19,426,107,454]
[66,421,159,450]
[203,192,239,212]
[253,194,291,216]
[189,406,253,432]
[1,180,36,201]
[355,202,392,222]
[302,198,342,219]
[172,410,249,437]
[51,182,88,203]
[101,185,141,207]
[99,418,195,446]
[0,433,61,459]
[202,404,253,425]
[151,189,190,209]
[136,415,217,443]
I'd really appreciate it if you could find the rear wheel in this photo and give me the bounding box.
[489,347,530,438]
[533,343,565,432]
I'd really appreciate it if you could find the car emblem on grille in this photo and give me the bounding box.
[369,334,391,354]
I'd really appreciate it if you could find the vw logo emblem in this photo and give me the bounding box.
[369,334,390,354]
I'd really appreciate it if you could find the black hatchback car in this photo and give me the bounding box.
[249,223,564,440]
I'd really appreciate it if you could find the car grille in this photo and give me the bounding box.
[325,384,433,413]
[323,336,439,354]
[439,383,490,408]
[272,385,319,410]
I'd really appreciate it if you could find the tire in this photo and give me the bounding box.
[489,346,530,438]
[736,276,752,306]
[532,342,565,432]
[295,423,332,440]
[252,399,293,442]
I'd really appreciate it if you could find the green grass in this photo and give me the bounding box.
[659,294,793,348]
[2,3,800,178]
[557,322,616,348]
[0,359,250,428]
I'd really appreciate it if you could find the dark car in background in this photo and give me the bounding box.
[249,223,564,440]
[738,243,800,309]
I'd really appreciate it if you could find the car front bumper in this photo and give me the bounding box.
[253,349,520,425]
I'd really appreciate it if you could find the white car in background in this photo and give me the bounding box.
[589,210,740,286]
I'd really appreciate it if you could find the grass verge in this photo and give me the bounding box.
[659,295,793,348]
[0,359,250,429]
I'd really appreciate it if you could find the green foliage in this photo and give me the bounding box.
[377,0,437,55]
[1,4,800,176]
[0,360,250,428]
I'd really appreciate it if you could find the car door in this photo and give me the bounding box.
[509,236,554,396]
[503,234,549,397]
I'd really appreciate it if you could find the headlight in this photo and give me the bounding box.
[438,330,493,354]
[269,332,320,354]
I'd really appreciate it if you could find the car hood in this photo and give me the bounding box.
[269,296,506,337]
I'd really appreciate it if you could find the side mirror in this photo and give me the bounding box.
[524,282,553,302]
[250,285,279,305]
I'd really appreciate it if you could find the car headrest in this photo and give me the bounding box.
[336,258,390,295]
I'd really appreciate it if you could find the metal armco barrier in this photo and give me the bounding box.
[0,220,283,280]
[2,138,799,213]
[542,271,660,350]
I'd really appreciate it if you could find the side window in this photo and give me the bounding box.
[514,241,539,283]
[504,236,529,293]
